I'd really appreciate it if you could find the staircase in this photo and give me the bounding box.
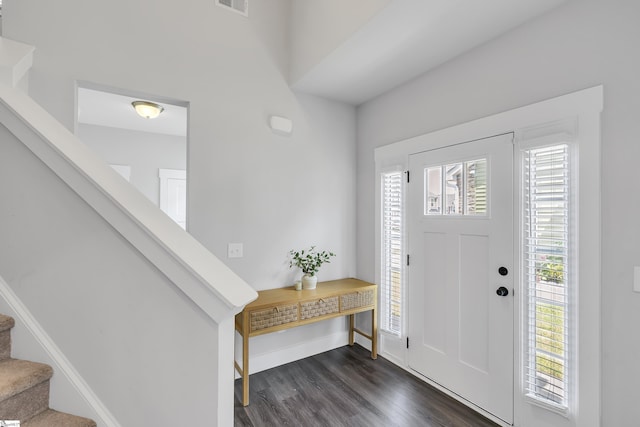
[0,314,96,426]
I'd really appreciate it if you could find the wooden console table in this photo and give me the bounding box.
[234,278,377,406]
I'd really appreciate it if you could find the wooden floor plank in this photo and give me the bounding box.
[235,345,500,427]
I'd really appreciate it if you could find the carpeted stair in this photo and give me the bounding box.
[0,313,96,426]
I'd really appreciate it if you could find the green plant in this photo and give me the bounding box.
[535,302,565,380]
[289,246,335,276]
[537,257,564,283]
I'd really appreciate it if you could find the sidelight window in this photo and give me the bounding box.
[522,143,572,411]
[381,171,404,336]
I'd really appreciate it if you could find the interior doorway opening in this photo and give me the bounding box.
[75,83,188,229]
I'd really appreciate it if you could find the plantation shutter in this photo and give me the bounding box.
[381,171,403,336]
[523,143,571,410]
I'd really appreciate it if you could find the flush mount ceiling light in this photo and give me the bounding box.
[131,100,164,119]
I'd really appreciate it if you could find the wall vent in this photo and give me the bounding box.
[217,0,248,17]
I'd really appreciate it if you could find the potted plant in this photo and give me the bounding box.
[289,246,336,290]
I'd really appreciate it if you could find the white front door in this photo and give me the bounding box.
[407,133,514,424]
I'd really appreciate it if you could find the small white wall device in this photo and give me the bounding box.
[269,115,293,136]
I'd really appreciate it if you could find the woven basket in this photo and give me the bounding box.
[341,290,374,311]
[300,296,339,320]
[250,304,298,332]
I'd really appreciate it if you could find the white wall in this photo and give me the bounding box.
[357,1,639,425]
[3,0,357,391]
[0,128,222,426]
[78,124,186,206]
[289,0,390,83]
[0,281,108,424]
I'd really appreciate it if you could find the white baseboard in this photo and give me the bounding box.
[0,276,121,427]
[354,333,371,352]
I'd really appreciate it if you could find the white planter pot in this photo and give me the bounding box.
[301,274,318,290]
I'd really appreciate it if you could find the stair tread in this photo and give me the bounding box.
[0,315,96,426]
[23,409,97,427]
[0,314,14,332]
[0,359,53,401]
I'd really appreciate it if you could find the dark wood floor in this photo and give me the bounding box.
[235,344,499,427]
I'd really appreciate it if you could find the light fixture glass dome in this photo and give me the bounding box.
[132,100,164,119]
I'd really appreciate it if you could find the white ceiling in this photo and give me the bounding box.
[77,87,187,137]
[77,0,567,133]
[292,0,568,105]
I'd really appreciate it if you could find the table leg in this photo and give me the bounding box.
[349,314,355,346]
[242,324,250,406]
[371,307,378,359]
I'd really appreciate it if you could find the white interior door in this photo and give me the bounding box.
[407,133,514,424]
[159,168,187,229]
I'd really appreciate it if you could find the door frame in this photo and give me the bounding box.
[374,86,602,427]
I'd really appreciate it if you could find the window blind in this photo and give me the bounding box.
[381,171,403,336]
[523,144,571,409]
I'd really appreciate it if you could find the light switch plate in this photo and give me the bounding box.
[228,243,243,258]
[634,266,640,293]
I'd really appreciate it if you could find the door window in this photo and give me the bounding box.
[424,158,488,216]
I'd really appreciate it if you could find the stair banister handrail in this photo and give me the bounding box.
[0,82,257,322]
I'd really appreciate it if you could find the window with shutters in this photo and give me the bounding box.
[381,171,404,336]
[522,142,573,411]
